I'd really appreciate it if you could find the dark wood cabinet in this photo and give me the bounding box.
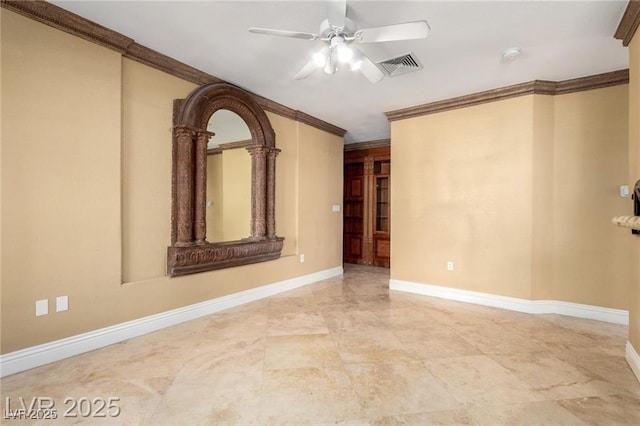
[344,146,390,267]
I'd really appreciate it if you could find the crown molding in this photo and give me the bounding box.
[294,110,347,137]
[1,0,133,52]
[344,139,390,152]
[1,0,345,138]
[615,0,640,47]
[554,69,629,94]
[122,42,225,87]
[385,69,629,122]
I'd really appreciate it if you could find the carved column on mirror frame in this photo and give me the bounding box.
[266,147,280,239]
[247,145,267,239]
[174,127,196,247]
[194,130,214,245]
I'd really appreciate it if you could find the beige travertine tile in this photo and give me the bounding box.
[310,280,353,298]
[321,309,385,334]
[267,295,318,315]
[314,294,363,312]
[557,394,640,425]
[451,323,547,354]
[467,400,587,425]
[260,366,364,424]
[148,369,263,425]
[370,409,477,425]
[345,360,461,417]
[552,350,640,398]
[200,311,268,342]
[393,328,482,359]
[264,334,343,370]
[177,335,266,375]
[374,306,443,329]
[345,282,390,296]
[266,311,329,336]
[2,264,638,425]
[331,329,414,364]
[490,351,619,399]
[423,355,545,406]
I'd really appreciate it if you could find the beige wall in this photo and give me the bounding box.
[1,10,344,354]
[391,96,536,299]
[531,95,555,300]
[552,86,630,308]
[628,34,640,350]
[297,123,345,273]
[2,9,123,350]
[121,59,196,282]
[391,86,630,310]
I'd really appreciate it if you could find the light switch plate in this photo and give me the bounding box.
[332,204,341,212]
[620,185,630,198]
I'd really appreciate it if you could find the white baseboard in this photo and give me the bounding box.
[0,266,343,378]
[627,341,640,384]
[389,279,629,325]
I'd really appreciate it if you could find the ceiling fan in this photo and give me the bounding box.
[248,0,429,83]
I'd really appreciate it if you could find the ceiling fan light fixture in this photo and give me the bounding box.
[313,50,327,67]
[249,0,429,83]
[337,44,353,63]
[323,52,337,74]
[330,35,353,63]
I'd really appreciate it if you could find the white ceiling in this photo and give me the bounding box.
[52,0,629,144]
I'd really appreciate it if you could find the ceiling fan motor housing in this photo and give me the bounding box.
[320,18,357,39]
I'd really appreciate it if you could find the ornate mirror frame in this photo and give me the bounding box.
[167,83,283,277]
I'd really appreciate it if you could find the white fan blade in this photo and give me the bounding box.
[294,59,319,80]
[352,47,384,83]
[249,27,319,40]
[327,0,347,29]
[355,20,430,43]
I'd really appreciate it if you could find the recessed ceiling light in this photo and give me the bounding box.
[502,47,521,61]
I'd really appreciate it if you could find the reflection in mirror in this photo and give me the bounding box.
[206,110,252,242]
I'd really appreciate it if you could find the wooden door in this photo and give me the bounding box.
[343,162,364,264]
[343,146,390,267]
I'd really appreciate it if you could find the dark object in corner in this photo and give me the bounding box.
[632,180,640,235]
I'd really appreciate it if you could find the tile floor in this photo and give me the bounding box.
[2,264,640,425]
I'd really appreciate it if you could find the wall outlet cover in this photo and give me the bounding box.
[36,299,48,316]
[56,296,69,312]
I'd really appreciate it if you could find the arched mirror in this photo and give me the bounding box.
[167,83,283,277]
[206,110,252,243]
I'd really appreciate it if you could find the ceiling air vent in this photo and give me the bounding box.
[376,52,423,77]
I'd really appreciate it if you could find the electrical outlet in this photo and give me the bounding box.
[332,204,341,212]
[300,253,305,263]
[56,296,68,312]
[447,261,454,271]
[36,299,48,316]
